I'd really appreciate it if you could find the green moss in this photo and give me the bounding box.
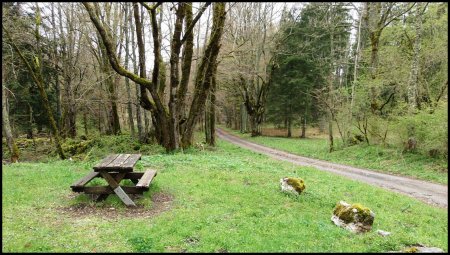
[404,247,419,253]
[286,177,306,194]
[62,140,95,155]
[333,201,374,225]
[352,203,374,225]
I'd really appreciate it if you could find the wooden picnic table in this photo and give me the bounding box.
[70,153,157,207]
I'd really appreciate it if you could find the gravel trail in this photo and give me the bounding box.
[216,128,448,208]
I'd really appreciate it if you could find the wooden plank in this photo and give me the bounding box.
[113,186,136,206]
[70,171,100,190]
[136,170,157,190]
[107,154,131,168]
[94,154,139,172]
[93,154,119,171]
[95,172,127,201]
[100,171,120,189]
[110,172,143,184]
[95,167,134,173]
[99,171,137,206]
[83,186,144,194]
[121,154,142,169]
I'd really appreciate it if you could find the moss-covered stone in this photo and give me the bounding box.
[404,247,419,253]
[331,201,375,233]
[286,177,305,194]
[280,177,305,195]
[400,246,444,253]
[62,139,95,155]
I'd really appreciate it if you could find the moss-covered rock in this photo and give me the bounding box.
[331,201,375,233]
[404,247,419,253]
[62,139,95,156]
[280,177,305,195]
[389,245,444,253]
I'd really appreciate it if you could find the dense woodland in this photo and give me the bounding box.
[2,2,448,162]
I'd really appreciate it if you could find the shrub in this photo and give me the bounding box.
[391,102,448,159]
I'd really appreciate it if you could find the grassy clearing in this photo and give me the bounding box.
[221,126,448,185]
[2,137,448,252]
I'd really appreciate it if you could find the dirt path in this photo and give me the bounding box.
[216,128,448,208]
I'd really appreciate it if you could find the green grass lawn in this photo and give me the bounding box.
[2,138,448,252]
[221,127,448,185]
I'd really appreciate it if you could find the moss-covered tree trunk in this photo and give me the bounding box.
[205,97,211,144]
[205,61,217,146]
[2,66,19,163]
[180,3,226,148]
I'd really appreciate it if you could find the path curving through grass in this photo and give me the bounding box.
[216,128,448,208]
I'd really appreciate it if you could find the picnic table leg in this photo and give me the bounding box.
[100,171,136,207]
[96,172,127,202]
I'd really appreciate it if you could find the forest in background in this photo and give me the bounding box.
[2,2,448,163]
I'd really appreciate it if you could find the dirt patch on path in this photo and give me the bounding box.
[59,191,174,219]
[217,128,448,208]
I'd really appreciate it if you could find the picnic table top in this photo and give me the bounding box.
[93,153,142,172]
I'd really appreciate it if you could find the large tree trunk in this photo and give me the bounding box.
[300,115,306,138]
[58,4,77,138]
[177,3,194,136]
[240,103,247,133]
[109,75,121,135]
[65,92,77,138]
[129,7,144,142]
[205,95,211,143]
[328,17,335,153]
[124,3,135,137]
[249,108,263,137]
[205,61,217,146]
[180,3,226,148]
[234,105,239,130]
[133,2,171,149]
[369,31,381,80]
[167,3,186,150]
[287,116,292,138]
[2,67,20,163]
[350,3,363,124]
[51,3,62,132]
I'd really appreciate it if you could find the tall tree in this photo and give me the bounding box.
[364,2,416,79]
[225,3,279,136]
[123,3,135,137]
[407,3,427,112]
[83,2,226,151]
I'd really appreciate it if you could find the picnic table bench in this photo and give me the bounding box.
[70,153,157,207]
